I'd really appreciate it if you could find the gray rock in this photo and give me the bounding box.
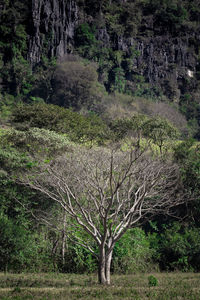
[27,1,200,100]
[28,0,78,64]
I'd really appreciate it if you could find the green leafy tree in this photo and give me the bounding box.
[109,114,178,152]
[173,139,200,223]
[174,139,200,195]
[0,131,55,272]
[0,0,32,95]
[0,126,74,272]
[12,103,110,145]
[150,223,200,271]
[109,114,149,141]
[143,117,179,154]
[51,59,98,109]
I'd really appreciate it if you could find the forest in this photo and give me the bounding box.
[0,0,200,288]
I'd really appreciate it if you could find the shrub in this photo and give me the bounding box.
[149,222,200,271]
[12,103,110,145]
[51,59,98,109]
[148,275,158,287]
[113,228,154,274]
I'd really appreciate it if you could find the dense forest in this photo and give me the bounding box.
[0,0,200,283]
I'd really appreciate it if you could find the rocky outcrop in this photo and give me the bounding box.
[27,0,200,100]
[107,31,200,100]
[134,35,199,100]
[28,0,78,64]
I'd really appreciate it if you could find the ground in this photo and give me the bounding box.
[0,272,200,299]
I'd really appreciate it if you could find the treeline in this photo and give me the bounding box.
[0,102,200,274]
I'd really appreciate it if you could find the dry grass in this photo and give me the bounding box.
[0,272,200,299]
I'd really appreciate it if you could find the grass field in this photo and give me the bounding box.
[0,272,200,300]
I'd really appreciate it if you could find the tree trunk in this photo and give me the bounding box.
[98,246,106,284]
[105,250,113,285]
[98,250,107,284]
[98,264,107,284]
[62,211,67,266]
[98,246,113,285]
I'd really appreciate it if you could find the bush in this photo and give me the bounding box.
[144,0,189,32]
[51,59,98,110]
[149,222,200,271]
[62,243,97,274]
[12,103,110,145]
[113,228,154,273]
[148,275,158,287]
[0,214,54,272]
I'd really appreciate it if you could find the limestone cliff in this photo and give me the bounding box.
[28,0,78,64]
[27,0,200,102]
[116,34,199,101]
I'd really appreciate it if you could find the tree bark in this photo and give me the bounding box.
[98,245,113,285]
[105,250,113,285]
[98,248,107,284]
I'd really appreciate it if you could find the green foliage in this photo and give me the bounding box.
[157,5,188,30]
[174,139,200,194]
[109,118,133,140]
[13,25,27,55]
[105,4,125,37]
[111,67,126,93]
[0,137,28,172]
[51,59,99,109]
[0,213,28,272]
[152,223,200,271]
[75,23,97,46]
[148,275,158,287]
[0,0,32,96]
[75,17,142,94]
[12,103,110,145]
[12,56,33,96]
[180,94,200,137]
[2,127,72,161]
[113,228,153,273]
[0,133,60,273]
[63,243,97,274]
[0,94,15,121]
[0,147,52,273]
[110,114,150,141]
[109,114,179,151]
[173,139,200,224]
[144,0,189,32]
[75,24,100,62]
[104,1,142,38]
[143,117,179,153]
[0,213,54,272]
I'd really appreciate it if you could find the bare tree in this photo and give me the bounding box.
[22,144,187,285]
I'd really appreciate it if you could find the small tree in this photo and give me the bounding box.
[22,144,187,285]
[51,59,98,109]
[143,117,179,154]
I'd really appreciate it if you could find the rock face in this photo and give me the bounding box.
[121,34,199,100]
[28,0,200,100]
[28,0,78,64]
